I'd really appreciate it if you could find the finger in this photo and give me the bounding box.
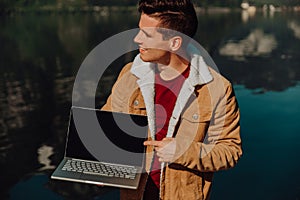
[144,140,162,147]
[162,137,173,141]
[156,151,162,157]
[158,157,168,162]
[154,146,161,151]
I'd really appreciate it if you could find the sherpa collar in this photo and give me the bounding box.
[130,49,213,86]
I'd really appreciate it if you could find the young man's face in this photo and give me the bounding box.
[134,13,171,64]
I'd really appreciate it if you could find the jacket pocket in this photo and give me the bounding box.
[179,169,204,200]
[178,109,211,143]
[128,92,147,116]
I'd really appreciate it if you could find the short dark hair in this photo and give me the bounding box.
[138,0,198,38]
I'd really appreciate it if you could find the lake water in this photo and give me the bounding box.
[0,8,300,200]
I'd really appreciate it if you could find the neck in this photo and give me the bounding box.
[157,53,189,81]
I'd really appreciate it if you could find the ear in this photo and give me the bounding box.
[169,36,182,52]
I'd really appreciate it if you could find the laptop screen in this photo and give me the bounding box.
[65,107,148,167]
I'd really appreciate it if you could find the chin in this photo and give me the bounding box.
[139,54,162,64]
[139,54,152,62]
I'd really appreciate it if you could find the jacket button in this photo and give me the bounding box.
[134,100,139,106]
[192,114,199,120]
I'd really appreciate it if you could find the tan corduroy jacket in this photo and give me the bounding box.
[101,53,242,200]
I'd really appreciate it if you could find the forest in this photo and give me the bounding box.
[1,0,300,13]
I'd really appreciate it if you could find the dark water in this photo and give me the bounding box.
[0,8,300,200]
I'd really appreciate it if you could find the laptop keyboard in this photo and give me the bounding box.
[62,159,137,179]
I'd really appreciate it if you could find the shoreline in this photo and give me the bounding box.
[1,5,300,16]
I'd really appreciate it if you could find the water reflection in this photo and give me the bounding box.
[288,20,300,39]
[213,12,300,92]
[0,9,299,200]
[37,145,56,171]
[219,29,277,60]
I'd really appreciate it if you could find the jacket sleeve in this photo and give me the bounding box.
[173,83,242,172]
[101,62,133,112]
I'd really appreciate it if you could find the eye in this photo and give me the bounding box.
[141,29,152,38]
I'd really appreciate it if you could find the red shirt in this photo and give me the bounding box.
[150,65,190,188]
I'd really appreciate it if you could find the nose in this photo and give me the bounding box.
[134,30,143,44]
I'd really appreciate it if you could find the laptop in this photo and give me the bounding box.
[51,106,148,189]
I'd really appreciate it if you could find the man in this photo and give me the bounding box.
[102,0,242,199]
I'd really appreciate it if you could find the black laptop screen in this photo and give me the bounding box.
[65,107,148,167]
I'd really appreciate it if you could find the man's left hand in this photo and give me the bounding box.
[144,137,176,163]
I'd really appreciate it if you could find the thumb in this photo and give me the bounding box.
[162,137,173,141]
